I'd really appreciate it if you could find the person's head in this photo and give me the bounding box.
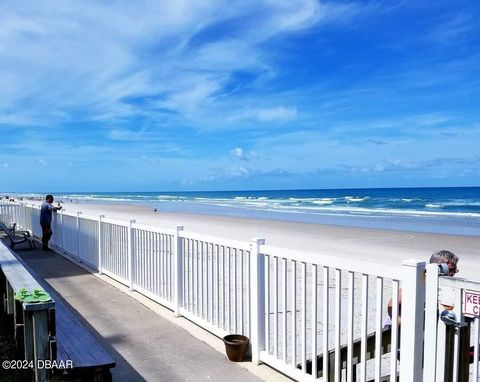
[429,250,459,276]
[45,194,54,203]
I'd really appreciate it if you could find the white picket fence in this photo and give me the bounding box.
[0,202,431,381]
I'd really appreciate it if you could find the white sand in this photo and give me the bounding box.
[53,201,480,278]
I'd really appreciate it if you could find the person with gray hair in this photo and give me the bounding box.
[386,249,460,326]
[429,250,459,276]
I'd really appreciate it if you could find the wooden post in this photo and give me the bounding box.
[98,215,105,274]
[0,272,6,326]
[32,309,50,382]
[6,280,14,315]
[14,300,25,358]
[128,220,136,291]
[250,237,266,365]
[173,226,184,317]
[24,310,34,361]
[399,259,426,382]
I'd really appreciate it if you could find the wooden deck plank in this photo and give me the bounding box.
[1,242,114,371]
[0,243,53,311]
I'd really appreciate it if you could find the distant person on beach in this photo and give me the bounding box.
[386,250,459,327]
[40,194,62,251]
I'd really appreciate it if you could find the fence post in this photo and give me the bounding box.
[399,259,426,382]
[128,220,136,291]
[22,203,27,230]
[423,263,442,382]
[250,237,266,365]
[76,212,82,258]
[98,215,105,274]
[60,209,64,249]
[173,226,184,317]
[31,204,35,236]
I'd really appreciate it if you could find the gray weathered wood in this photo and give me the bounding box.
[33,309,49,382]
[1,241,115,375]
[24,310,34,361]
[41,281,115,370]
[304,326,394,378]
[0,243,54,311]
[6,280,14,314]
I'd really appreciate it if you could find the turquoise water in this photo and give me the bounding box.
[23,187,480,236]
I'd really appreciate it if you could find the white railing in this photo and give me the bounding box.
[424,266,480,382]
[178,231,252,339]
[1,202,427,382]
[255,245,407,382]
[132,223,176,309]
[0,203,22,226]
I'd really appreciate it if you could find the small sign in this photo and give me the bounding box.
[463,290,480,318]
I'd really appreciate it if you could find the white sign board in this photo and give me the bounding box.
[463,290,480,318]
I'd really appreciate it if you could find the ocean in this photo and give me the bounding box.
[20,187,480,236]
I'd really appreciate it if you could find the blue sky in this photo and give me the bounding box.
[0,0,479,192]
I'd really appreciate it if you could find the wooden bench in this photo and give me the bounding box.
[0,242,115,381]
[0,222,35,250]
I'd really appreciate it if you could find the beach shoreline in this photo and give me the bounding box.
[21,199,480,278]
[8,188,480,237]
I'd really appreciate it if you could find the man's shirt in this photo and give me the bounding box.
[40,202,56,225]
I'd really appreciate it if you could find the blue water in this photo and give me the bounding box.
[34,187,480,236]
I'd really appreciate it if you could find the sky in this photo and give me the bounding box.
[0,0,479,192]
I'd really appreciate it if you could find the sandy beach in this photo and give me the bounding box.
[38,200,479,277]
[11,199,479,378]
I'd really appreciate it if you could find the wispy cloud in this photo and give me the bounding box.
[230,147,258,161]
[107,128,147,141]
[428,12,474,43]
[0,0,350,129]
[1,1,479,190]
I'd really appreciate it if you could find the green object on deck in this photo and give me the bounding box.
[14,287,30,301]
[15,288,52,303]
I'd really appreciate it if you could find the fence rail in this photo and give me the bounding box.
[0,202,429,382]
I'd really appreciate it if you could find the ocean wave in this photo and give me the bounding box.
[157,195,186,200]
[426,204,442,208]
[312,199,335,205]
[345,196,369,202]
[72,196,136,202]
[216,200,479,219]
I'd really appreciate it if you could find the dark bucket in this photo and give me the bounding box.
[223,334,249,362]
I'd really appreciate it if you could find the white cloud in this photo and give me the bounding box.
[428,13,473,43]
[107,128,146,141]
[228,106,298,123]
[257,106,298,122]
[0,1,366,128]
[203,166,250,182]
[230,147,258,161]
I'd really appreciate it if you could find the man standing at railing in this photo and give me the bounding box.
[40,194,62,251]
